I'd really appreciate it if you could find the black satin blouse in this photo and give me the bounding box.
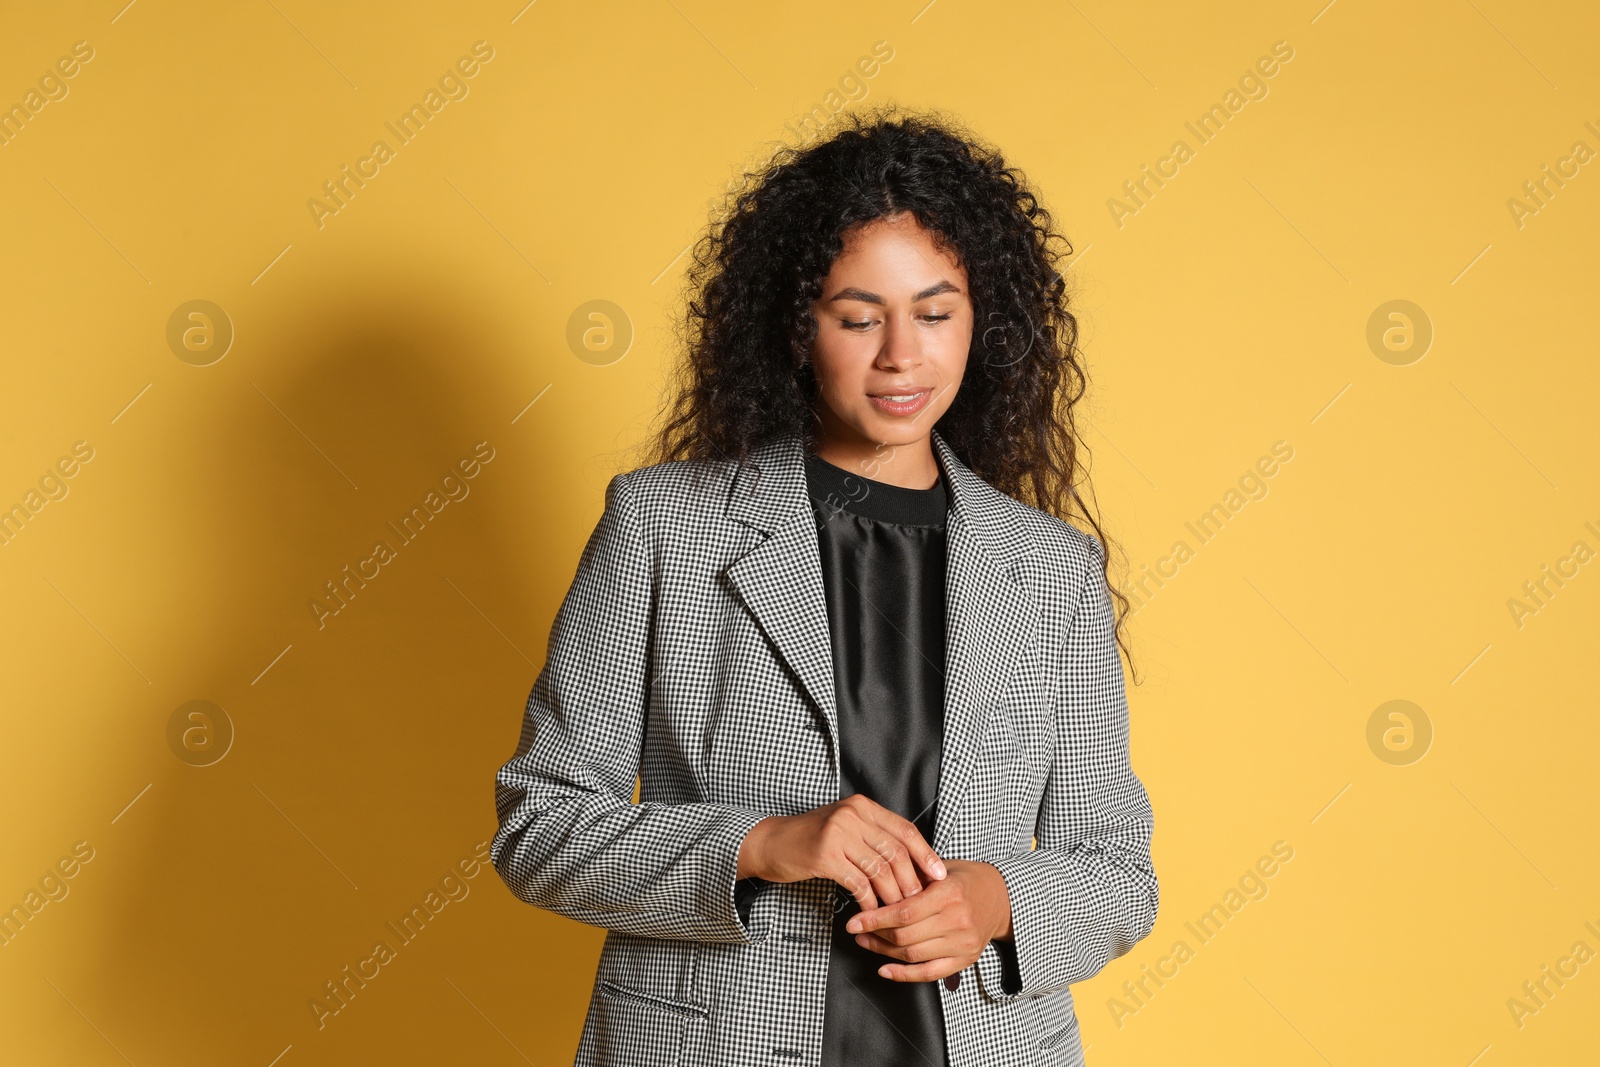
[805,449,951,1067]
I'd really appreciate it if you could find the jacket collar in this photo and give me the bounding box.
[721,427,1042,854]
[725,428,1034,568]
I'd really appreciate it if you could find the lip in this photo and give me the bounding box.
[867,388,931,418]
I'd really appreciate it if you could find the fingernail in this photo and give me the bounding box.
[878,966,891,978]
[934,860,947,878]
[847,918,861,933]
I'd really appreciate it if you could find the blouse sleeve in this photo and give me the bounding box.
[977,534,1160,1000]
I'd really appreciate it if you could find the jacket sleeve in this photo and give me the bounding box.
[490,471,770,943]
[978,534,1159,999]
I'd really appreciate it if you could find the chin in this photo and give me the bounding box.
[851,417,919,440]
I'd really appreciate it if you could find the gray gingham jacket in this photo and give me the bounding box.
[491,428,1158,1066]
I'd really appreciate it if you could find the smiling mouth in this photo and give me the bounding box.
[866,389,933,416]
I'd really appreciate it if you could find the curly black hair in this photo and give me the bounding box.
[642,103,1138,680]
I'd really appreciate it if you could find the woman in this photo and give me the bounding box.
[491,107,1158,1067]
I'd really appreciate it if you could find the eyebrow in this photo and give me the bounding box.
[825,280,962,305]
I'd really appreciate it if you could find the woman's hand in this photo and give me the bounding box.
[736,793,947,911]
[844,858,1013,982]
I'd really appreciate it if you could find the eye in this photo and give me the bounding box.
[922,313,952,323]
[842,319,875,331]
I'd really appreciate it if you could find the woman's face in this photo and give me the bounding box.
[807,212,972,460]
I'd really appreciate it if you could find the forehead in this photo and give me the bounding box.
[829,213,966,283]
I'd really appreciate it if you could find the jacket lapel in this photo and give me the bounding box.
[723,429,1041,854]
[723,434,840,746]
[929,431,1041,853]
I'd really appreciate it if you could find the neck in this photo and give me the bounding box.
[812,433,940,490]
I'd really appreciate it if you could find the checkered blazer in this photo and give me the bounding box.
[491,427,1158,1066]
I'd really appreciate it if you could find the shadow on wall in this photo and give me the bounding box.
[83,266,608,1063]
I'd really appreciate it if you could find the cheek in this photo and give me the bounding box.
[933,316,972,362]
[944,317,973,371]
[809,327,847,370]
[935,344,969,388]
[811,342,864,394]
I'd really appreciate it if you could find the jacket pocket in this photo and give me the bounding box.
[595,930,699,1003]
[597,979,709,1019]
[580,979,704,1066]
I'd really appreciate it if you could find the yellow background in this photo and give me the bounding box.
[2,1,1596,1063]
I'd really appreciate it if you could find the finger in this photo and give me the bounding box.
[851,912,946,949]
[837,796,918,896]
[826,799,897,907]
[864,830,924,903]
[848,883,943,934]
[868,806,946,884]
[854,930,958,963]
[877,956,965,983]
[852,842,910,907]
[829,856,880,913]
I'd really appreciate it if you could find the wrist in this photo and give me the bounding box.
[984,861,1014,942]
[736,816,773,880]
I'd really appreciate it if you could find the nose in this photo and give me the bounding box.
[874,313,921,370]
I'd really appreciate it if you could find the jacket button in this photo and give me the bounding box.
[944,972,961,991]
